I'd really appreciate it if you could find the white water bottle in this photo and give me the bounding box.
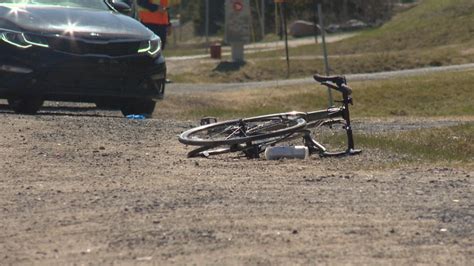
[264,146,309,160]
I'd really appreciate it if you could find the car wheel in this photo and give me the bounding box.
[120,99,156,118]
[8,97,44,114]
[95,98,122,110]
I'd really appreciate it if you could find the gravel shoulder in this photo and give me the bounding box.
[0,104,472,264]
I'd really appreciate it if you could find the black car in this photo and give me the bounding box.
[0,0,166,117]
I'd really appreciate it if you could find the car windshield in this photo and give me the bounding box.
[0,0,110,10]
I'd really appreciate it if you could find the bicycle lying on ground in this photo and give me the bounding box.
[178,74,362,158]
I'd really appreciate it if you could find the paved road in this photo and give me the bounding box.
[167,33,356,61]
[167,63,474,94]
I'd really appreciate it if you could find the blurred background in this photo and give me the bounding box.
[166,0,417,47]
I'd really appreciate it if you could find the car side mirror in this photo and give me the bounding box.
[110,0,132,14]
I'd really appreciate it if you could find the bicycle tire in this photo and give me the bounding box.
[187,145,234,158]
[179,112,307,146]
[187,143,260,158]
[186,130,305,158]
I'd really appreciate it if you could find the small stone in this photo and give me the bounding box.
[136,256,153,261]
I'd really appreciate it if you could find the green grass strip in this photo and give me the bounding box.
[357,124,474,162]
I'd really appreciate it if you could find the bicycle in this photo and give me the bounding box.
[178,74,362,158]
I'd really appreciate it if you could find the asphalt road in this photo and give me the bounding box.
[167,33,357,62]
[167,63,474,93]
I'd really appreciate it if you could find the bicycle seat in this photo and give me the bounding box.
[313,74,346,86]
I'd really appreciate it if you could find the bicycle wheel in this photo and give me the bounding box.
[187,143,258,158]
[179,112,307,147]
[186,131,304,158]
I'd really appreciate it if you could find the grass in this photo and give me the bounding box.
[357,123,473,163]
[161,70,474,165]
[255,0,474,56]
[169,43,474,83]
[161,69,474,119]
[168,0,474,83]
[331,0,474,53]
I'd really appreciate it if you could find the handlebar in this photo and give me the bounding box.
[313,74,352,95]
[321,81,352,96]
[313,74,346,86]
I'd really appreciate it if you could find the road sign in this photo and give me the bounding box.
[233,1,243,11]
[225,0,250,44]
[225,0,250,61]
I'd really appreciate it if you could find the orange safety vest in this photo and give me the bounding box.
[139,0,169,25]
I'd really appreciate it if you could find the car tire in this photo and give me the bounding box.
[8,97,44,114]
[120,99,156,118]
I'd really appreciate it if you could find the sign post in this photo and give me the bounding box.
[261,0,265,37]
[225,0,251,62]
[275,0,289,78]
[317,3,333,106]
[205,0,209,45]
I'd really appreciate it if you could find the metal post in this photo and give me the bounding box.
[261,0,265,37]
[179,2,183,42]
[280,2,290,78]
[318,3,333,106]
[313,0,318,44]
[205,0,209,44]
[274,2,278,36]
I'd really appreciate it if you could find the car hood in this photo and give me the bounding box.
[0,5,152,41]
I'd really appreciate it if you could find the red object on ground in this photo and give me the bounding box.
[210,43,222,59]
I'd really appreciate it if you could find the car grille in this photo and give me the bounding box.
[49,38,140,57]
[43,59,149,92]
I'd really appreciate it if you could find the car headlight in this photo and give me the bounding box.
[137,34,161,56]
[0,31,49,49]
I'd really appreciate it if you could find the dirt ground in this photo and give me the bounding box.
[0,102,473,265]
